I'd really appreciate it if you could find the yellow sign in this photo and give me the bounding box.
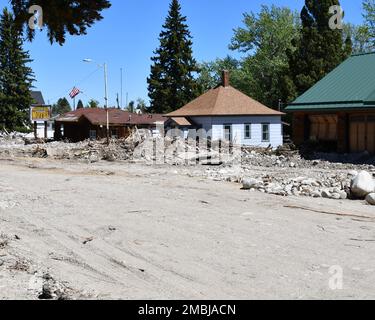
[31,106,51,121]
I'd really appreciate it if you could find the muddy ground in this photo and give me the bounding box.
[0,157,375,300]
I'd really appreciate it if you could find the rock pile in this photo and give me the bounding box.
[2,132,375,204]
[239,169,375,204]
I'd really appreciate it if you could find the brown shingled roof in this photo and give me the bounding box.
[56,108,167,126]
[167,85,284,117]
[170,117,192,126]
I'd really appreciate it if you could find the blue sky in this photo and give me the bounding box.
[0,0,364,107]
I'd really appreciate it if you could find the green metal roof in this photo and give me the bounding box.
[286,52,375,112]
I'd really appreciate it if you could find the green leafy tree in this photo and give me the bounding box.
[197,56,242,92]
[76,99,84,109]
[87,99,99,109]
[51,98,71,116]
[0,8,34,131]
[343,23,373,54]
[284,0,352,102]
[11,0,111,45]
[229,5,300,108]
[147,0,200,114]
[363,0,375,43]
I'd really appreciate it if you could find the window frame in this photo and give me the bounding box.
[262,123,270,142]
[111,128,119,139]
[223,124,232,142]
[244,123,251,140]
[89,129,97,140]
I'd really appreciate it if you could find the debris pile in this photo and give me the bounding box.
[1,131,375,204]
[0,135,136,162]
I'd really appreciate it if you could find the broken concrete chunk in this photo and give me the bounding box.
[351,171,375,198]
[366,193,375,205]
[321,190,331,199]
[242,178,261,190]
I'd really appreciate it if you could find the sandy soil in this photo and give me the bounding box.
[0,157,375,300]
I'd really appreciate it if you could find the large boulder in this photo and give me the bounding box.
[242,178,262,190]
[366,193,375,205]
[351,171,375,198]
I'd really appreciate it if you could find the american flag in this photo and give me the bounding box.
[69,87,80,99]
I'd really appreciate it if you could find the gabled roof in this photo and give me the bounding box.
[167,85,284,117]
[56,108,167,126]
[286,52,375,111]
[31,91,45,105]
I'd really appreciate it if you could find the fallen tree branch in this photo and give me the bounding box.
[284,205,375,221]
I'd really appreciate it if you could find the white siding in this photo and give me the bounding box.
[189,116,283,148]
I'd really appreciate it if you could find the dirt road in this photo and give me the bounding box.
[0,158,374,299]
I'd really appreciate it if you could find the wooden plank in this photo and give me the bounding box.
[358,121,366,151]
[350,122,358,153]
[367,122,375,154]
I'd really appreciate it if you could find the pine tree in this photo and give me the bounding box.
[147,0,199,114]
[0,8,34,131]
[77,99,84,109]
[283,0,352,102]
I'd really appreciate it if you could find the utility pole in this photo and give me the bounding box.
[83,58,110,144]
[120,68,123,109]
[104,62,109,144]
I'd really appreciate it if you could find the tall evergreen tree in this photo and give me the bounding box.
[283,0,352,102]
[76,99,84,109]
[0,8,34,131]
[147,0,199,114]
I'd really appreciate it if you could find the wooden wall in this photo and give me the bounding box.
[292,110,375,154]
[55,118,132,142]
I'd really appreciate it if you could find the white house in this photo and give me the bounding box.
[167,71,284,148]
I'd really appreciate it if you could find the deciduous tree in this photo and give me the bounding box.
[51,98,71,116]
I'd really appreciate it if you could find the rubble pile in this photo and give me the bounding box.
[1,131,375,204]
[44,139,135,162]
[0,133,137,162]
[241,146,374,171]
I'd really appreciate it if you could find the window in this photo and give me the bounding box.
[244,124,251,139]
[89,130,97,140]
[224,124,232,142]
[262,123,270,142]
[111,129,119,139]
